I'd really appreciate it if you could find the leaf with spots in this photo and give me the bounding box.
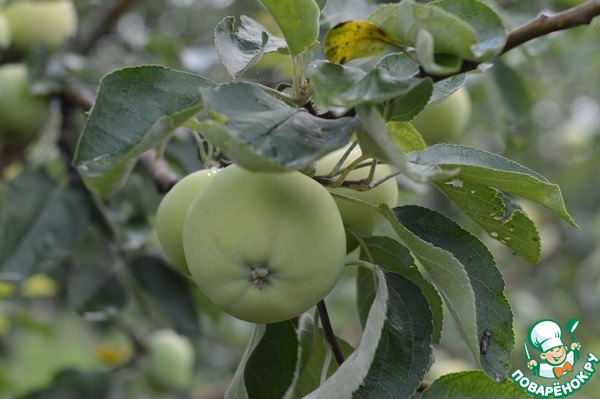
[422,371,533,398]
[323,21,392,64]
[390,205,514,379]
[435,180,541,263]
[412,144,577,227]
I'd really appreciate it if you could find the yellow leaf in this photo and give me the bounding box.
[324,21,393,64]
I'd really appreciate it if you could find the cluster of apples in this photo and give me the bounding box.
[156,145,398,324]
[0,0,77,146]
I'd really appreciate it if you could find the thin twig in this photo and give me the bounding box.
[317,300,345,366]
[417,379,431,393]
[138,150,181,193]
[503,0,600,53]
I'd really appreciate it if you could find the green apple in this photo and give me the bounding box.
[183,165,346,324]
[155,168,220,275]
[411,87,472,143]
[147,329,195,389]
[315,145,399,251]
[0,13,11,50]
[4,0,77,53]
[0,63,50,145]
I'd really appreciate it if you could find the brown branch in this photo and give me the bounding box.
[313,175,373,191]
[317,300,345,366]
[417,379,431,393]
[503,0,600,54]
[72,0,139,54]
[138,150,181,193]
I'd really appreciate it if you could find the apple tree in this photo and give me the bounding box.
[1,0,599,397]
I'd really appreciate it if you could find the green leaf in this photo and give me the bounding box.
[415,29,463,75]
[304,267,388,398]
[435,180,541,263]
[354,270,434,398]
[287,314,354,398]
[0,172,89,282]
[422,371,533,398]
[378,205,478,371]
[245,321,298,399]
[23,370,112,399]
[73,65,215,178]
[394,205,514,379]
[79,158,137,199]
[308,60,433,116]
[199,82,358,172]
[375,52,465,120]
[67,262,128,320]
[359,236,443,344]
[356,104,408,173]
[259,0,319,56]
[225,325,266,399]
[215,16,287,80]
[368,2,477,60]
[387,122,426,153]
[412,145,578,227]
[129,255,200,336]
[491,59,533,124]
[323,21,392,64]
[434,0,507,61]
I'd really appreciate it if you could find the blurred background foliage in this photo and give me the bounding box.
[0,0,599,398]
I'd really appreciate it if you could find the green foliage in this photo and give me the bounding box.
[1,0,595,397]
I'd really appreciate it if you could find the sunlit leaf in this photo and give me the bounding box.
[260,0,319,56]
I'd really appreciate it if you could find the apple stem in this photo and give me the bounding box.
[317,300,345,366]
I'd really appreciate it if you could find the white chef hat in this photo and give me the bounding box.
[529,320,564,352]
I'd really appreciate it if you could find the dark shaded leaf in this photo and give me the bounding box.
[244,321,298,399]
[394,205,514,379]
[0,172,88,281]
[422,371,532,399]
[67,262,128,321]
[129,254,200,336]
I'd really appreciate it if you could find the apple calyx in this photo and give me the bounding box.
[249,266,272,289]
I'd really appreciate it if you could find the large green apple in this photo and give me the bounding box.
[155,168,220,275]
[0,63,50,145]
[315,145,398,251]
[183,165,346,324]
[410,87,472,143]
[4,0,77,53]
[147,329,195,389]
[0,13,11,50]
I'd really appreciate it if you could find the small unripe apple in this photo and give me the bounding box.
[0,63,50,145]
[4,0,78,53]
[0,13,11,50]
[156,168,221,275]
[147,329,195,389]
[315,145,399,251]
[411,87,472,143]
[184,165,346,324]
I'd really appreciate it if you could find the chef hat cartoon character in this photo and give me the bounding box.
[526,319,581,379]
